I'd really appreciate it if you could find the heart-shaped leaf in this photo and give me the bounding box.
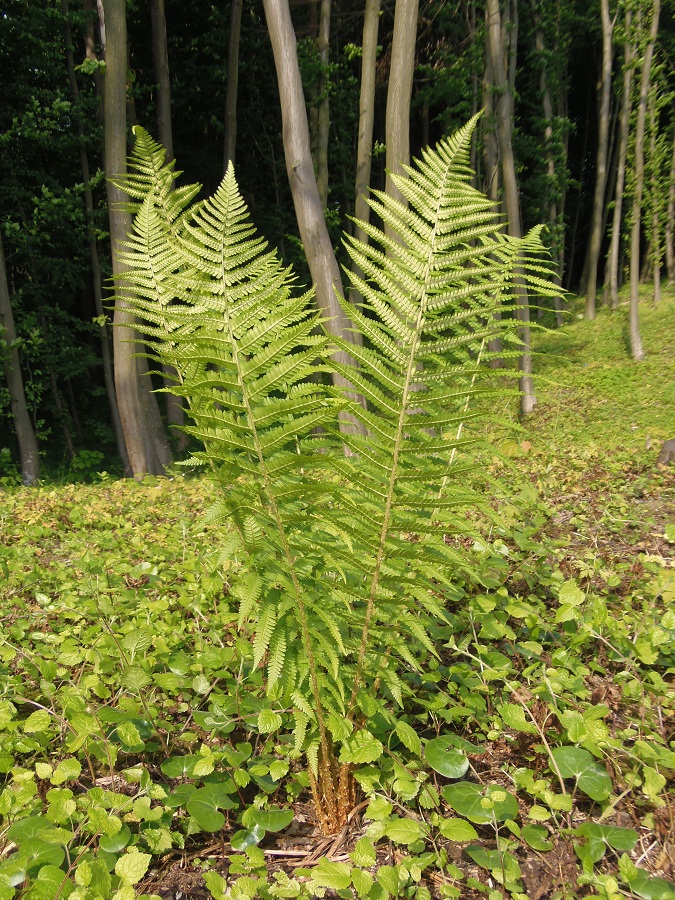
[160,755,198,778]
[442,782,519,824]
[230,825,265,851]
[551,747,612,801]
[522,824,553,852]
[249,807,293,833]
[186,785,237,832]
[424,738,470,779]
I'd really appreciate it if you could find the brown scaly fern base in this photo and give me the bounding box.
[308,746,356,836]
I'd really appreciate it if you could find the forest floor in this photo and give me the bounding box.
[0,287,674,900]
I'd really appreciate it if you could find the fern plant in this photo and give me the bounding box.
[115,119,556,834]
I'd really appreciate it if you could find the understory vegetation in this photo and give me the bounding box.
[1,131,674,900]
[0,302,674,900]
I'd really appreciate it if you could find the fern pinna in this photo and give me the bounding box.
[115,120,556,834]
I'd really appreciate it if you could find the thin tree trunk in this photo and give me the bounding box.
[0,231,40,485]
[262,0,366,435]
[224,0,243,170]
[39,315,76,461]
[666,129,675,285]
[384,0,419,215]
[63,0,129,471]
[486,0,535,414]
[531,0,563,325]
[607,7,634,310]
[649,95,661,304]
[149,0,188,451]
[584,0,613,320]
[629,0,660,361]
[482,40,499,203]
[315,0,331,209]
[103,0,173,475]
[351,0,381,305]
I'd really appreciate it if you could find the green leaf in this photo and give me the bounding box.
[339,730,384,764]
[230,825,265,851]
[385,817,424,845]
[551,746,612,801]
[438,818,478,842]
[351,836,377,867]
[204,871,228,900]
[99,825,131,853]
[395,721,421,757]
[23,710,52,733]
[521,824,553,852]
[352,869,374,898]
[497,703,537,735]
[312,860,352,891]
[186,785,237,832]
[24,864,73,900]
[249,807,293,832]
[50,758,81,785]
[114,851,151,886]
[257,708,283,734]
[628,870,675,900]
[442,782,519,825]
[424,738,470,778]
[160,755,198,778]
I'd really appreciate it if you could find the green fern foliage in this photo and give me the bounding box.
[114,120,557,832]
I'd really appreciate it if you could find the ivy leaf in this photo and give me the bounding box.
[551,746,612,801]
[424,738,469,778]
[442,782,519,825]
[249,808,293,832]
[521,824,553,852]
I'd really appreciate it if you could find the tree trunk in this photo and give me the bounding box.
[150,0,188,451]
[481,40,499,203]
[531,0,563,325]
[351,0,381,305]
[224,0,243,170]
[103,0,173,475]
[607,7,634,310]
[262,0,366,434]
[486,0,535,414]
[315,0,331,209]
[584,0,613,320]
[666,129,675,285]
[384,0,419,216]
[63,0,129,471]
[648,95,661,305]
[629,0,660,361]
[0,231,40,485]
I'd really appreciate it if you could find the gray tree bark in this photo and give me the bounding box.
[262,0,366,434]
[150,0,188,450]
[629,0,660,361]
[0,231,40,485]
[103,0,173,475]
[384,0,419,216]
[585,0,614,320]
[63,0,129,470]
[351,0,381,306]
[486,0,536,414]
[224,0,243,170]
[316,0,331,209]
[607,8,634,310]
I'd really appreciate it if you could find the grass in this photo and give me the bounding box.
[0,288,673,900]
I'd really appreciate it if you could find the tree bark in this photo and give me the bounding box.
[607,7,634,310]
[584,0,613,320]
[150,0,188,450]
[531,0,563,325]
[648,94,661,305]
[629,0,660,361]
[351,0,381,305]
[224,0,243,170]
[486,0,536,414]
[103,0,173,475]
[384,0,419,217]
[0,231,40,485]
[666,129,675,285]
[481,40,499,203]
[315,0,331,209]
[63,0,129,470]
[262,0,366,433]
